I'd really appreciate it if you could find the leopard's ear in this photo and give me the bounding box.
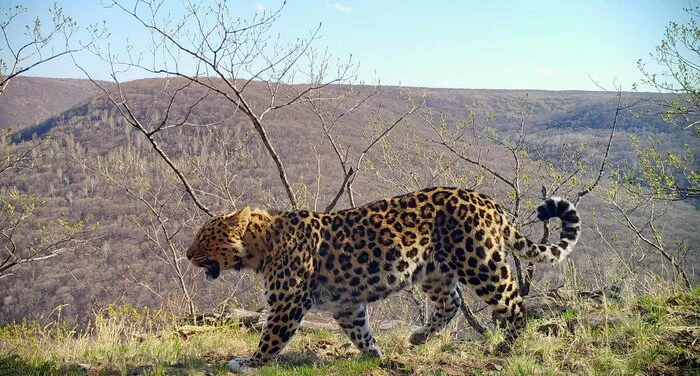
[224,206,251,237]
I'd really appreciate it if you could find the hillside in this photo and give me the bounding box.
[0,76,111,130]
[0,76,698,333]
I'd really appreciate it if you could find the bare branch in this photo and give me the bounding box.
[575,87,624,205]
[73,60,214,216]
[324,167,354,212]
[0,3,106,96]
[347,90,424,206]
[455,285,487,336]
[610,199,691,289]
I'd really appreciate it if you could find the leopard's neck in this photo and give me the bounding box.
[240,209,281,272]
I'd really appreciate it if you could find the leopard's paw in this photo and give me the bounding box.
[364,344,384,357]
[408,327,431,346]
[227,357,250,372]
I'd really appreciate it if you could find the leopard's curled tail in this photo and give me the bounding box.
[506,197,581,264]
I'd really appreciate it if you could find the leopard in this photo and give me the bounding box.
[186,187,581,371]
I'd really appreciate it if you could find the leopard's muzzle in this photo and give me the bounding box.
[201,260,220,281]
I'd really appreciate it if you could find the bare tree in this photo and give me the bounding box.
[0,3,105,94]
[0,3,103,279]
[90,149,199,316]
[0,184,95,279]
[79,0,360,212]
[305,84,426,211]
[604,186,691,289]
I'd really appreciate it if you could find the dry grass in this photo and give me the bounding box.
[0,287,698,375]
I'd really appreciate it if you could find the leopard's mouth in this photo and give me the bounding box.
[202,260,220,281]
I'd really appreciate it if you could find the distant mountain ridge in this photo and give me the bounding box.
[7,77,679,140]
[7,77,697,179]
[9,77,697,177]
[0,76,112,131]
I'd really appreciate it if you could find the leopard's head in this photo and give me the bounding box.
[187,206,251,281]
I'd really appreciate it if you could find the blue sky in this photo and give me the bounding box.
[2,0,693,90]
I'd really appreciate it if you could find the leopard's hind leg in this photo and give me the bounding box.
[409,274,462,345]
[333,303,383,357]
[461,255,525,347]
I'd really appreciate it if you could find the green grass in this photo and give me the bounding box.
[257,356,382,376]
[0,288,698,375]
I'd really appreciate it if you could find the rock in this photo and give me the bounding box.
[523,295,569,320]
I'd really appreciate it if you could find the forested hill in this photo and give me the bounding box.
[0,77,111,130]
[1,76,697,329]
[8,78,687,162]
[7,78,678,136]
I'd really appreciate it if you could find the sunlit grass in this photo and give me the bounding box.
[0,288,697,375]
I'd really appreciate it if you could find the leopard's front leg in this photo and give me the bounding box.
[228,288,313,371]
